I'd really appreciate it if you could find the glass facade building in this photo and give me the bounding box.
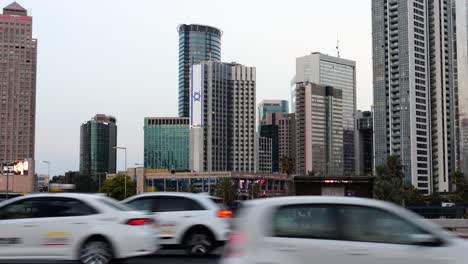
[257,100,289,127]
[79,114,117,178]
[178,24,222,117]
[144,117,190,171]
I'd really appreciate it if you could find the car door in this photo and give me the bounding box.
[32,197,97,257]
[259,204,344,264]
[152,196,194,244]
[0,198,41,258]
[335,205,455,264]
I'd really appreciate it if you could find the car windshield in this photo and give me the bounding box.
[98,197,133,211]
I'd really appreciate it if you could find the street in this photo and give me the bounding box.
[126,251,220,264]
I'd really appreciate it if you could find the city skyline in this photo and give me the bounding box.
[23,0,372,176]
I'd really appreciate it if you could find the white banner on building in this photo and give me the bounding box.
[190,64,204,127]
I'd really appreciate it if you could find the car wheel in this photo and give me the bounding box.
[185,231,213,256]
[79,239,113,264]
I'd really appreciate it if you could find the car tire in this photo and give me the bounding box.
[79,239,113,264]
[184,230,214,256]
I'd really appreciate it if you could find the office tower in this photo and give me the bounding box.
[356,110,374,176]
[454,0,468,175]
[260,111,293,173]
[372,0,456,193]
[144,117,189,171]
[190,61,256,172]
[0,2,37,162]
[296,52,356,175]
[258,137,273,173]
[295,82,343,176]
[79,114,117,178]
[177,24,222,117]
[278,113,296,169]
[257,100,289,127]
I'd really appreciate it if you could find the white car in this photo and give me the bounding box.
[122,192,231,256]
[222,196,468,264]
[0,193,158,264]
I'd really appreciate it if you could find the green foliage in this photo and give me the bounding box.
[100,173,136,200]
[452,170,468,205]
[374,155,426,206]
[280,155,295,176]
[215,178,237,206]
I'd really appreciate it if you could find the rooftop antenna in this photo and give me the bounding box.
[336,33,341,58]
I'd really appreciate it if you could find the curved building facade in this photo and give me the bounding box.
[178,24,221,117]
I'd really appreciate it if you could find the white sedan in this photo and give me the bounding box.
[0,193,158,264]
[222,196,468,264]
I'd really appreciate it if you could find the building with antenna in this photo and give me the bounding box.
[294,52,356,175]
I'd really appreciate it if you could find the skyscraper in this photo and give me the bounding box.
[295,52,356,175]
[258,137,273,173]
[372,0,456,193]
[177,24,222,117]
[0,2,37,162]
[144,117,189,171]
[295,82,343,176]
[454,0,468,175]
[356,110,374,176]
[190,61,256,173]
[79,114,117,178]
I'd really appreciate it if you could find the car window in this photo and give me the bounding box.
[155,197,205,212]
[49,198,98,217]
[272,204,338,240]
[338,205,428,244]
[0,198,41,220]
[98,197,133,211]
[126,198,154,212]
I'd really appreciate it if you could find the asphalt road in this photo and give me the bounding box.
[125,252,220,264]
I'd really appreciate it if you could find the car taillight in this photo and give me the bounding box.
[217,209,233,218]
[126,218,154,226]
[225,231,247,257]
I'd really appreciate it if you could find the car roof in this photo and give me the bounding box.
[125,192,208,200]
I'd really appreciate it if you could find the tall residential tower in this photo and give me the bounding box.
[0,2,37,162]
[372,0,456,193]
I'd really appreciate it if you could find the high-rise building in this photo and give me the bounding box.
[372,0,457,193]
[177,24,222,117]
[144,117,189,171]
[257,100,288,127]
[79,114,117,178]
[258,137,272,173]
[295,82,343,176]
[0,2,37,162]
[190,61,256,173]
[278,113,296,170]
[260,111,293,173]
[356,110,373,176]
[454,0,468,175]
[290,77,297,113]
[295,52,356,175]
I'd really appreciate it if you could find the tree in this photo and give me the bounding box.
[215,178,237,206]
[100,173,136,200]
[452,170,468,205]
[373,155,405,205]
[280,155,295,176]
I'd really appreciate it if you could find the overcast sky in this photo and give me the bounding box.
[23,0,372,176]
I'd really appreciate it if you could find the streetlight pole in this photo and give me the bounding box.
[113,146,127,198]
[40,161,50,192]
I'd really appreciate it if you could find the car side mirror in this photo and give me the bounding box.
[409,234,442,247]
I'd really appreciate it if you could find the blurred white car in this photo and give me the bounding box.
[122,192,231,256]
[0,193,158,264]
[222,196,468,264]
